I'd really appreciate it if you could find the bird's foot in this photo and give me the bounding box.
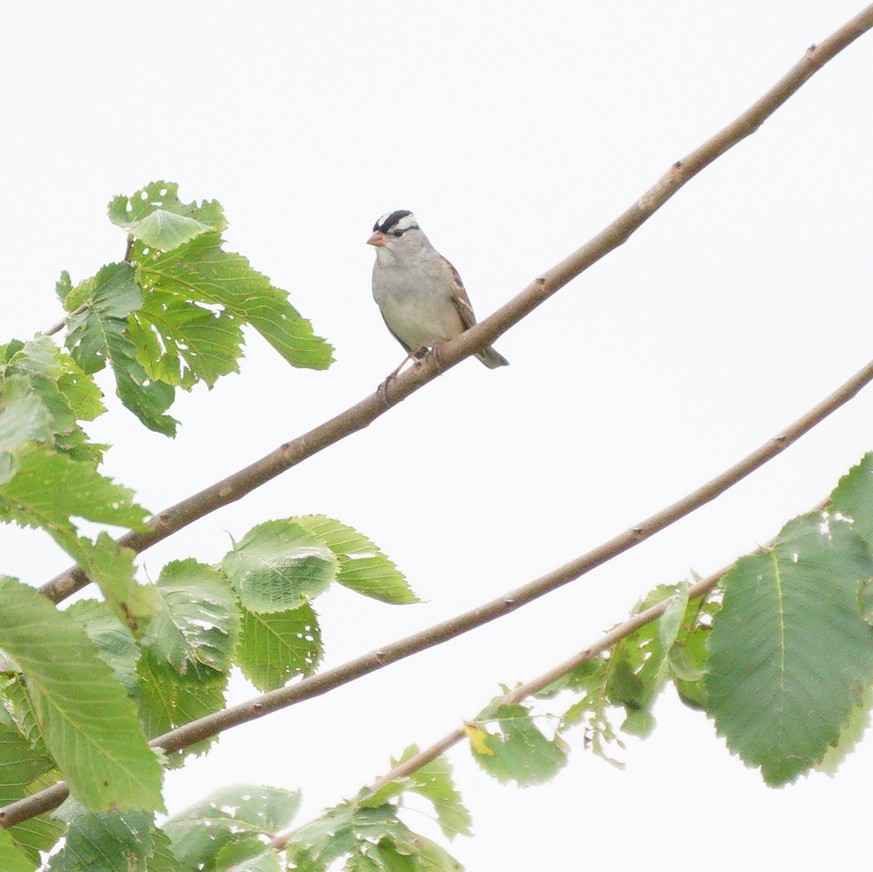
[376,348,427,406]
[427,341,448,373]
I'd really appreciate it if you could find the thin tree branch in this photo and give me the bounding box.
[4,352,872,828]
[267,556,766,849]
[37,3,873,604]
[363,492,826,798]
[269,491,825,851]
[44,304,85,338]
[355,564,730,809]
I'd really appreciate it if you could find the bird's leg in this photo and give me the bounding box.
[377,347,426,405]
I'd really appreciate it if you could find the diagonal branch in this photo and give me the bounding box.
[5,352,873,828]
[273,490,826,849]
[38,3,873,605]
[349,564,730,818]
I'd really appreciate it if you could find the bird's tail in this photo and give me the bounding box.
[475,346,509,369]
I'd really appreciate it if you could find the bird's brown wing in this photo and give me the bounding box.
[446,260,478,331]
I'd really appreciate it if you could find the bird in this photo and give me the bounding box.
[367,210,509,379]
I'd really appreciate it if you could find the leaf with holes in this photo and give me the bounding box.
[361,745,472,839]
[64,262,177,434]
[138,233,333,371]
[288,803,462,871]
[706,512,873,786]
[127,288,244,390]
[219,848,283,871]
[142,560,239,675]
[222,520,339,613]
[108,181,227,252]
[469,701,568,785]
[134,654,227,756]
[0,445,147,534]
[236,603,323,691]
[0,577,163,811]
[162,785,301,870]
[831,452,873,546]
[47,807,171,872]
[294,515,418,604]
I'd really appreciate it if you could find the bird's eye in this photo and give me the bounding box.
[391,229,404,237]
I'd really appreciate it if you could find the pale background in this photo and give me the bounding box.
[2,2,873,868]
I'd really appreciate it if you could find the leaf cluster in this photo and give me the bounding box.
[467,454,873,788]
[2,182,333,631]
[0,514,418,868]
[5,173,873,869]
[60,181,332,437]
[45,770,469,871]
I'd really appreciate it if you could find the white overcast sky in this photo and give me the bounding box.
[3,2,873,869]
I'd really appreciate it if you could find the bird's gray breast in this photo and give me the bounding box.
[372,259,465,349]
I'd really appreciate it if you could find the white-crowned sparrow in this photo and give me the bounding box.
[368,210,509,376]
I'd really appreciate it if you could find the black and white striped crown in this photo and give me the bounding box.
[373,210,419,235]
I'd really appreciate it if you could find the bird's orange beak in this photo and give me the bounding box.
[367,230,386,247]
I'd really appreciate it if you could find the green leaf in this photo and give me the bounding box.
[147,828,185,872]
[0,442,154,627]
[221,849,283,872]
[66,600,140,693]
[670,623,709,682]
[0,444,147,534]
[0,829,34,872]
[0,721,58,793]
[108,181,227,251]
[236,603,323,691]
[706,512,873,786]
[817,682,873,775]
[143,560,239,675]
[134,654,227,753]
[222,520,339,613]
[288,804,462,872]
[0,336,105,463]
[0,388,51,485]
[139,233,334,370]
[658,583,689,651]
[0,676,50,759]
[468,701,567,785]
[0,724,64,861]
[79,534,159,634]
[0,577,163,811]
[294,516,418,604]
[127,289,243,389]
[65,262,177,435]
[607,659,644,710]
[831,452,873,545]
[621,708,655,738]
[0,388,52,451]
[163,785,300,870]
[55,270,73,304]
[47,807,167,872]
[362,745,472,840]
[533,658,625,768]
